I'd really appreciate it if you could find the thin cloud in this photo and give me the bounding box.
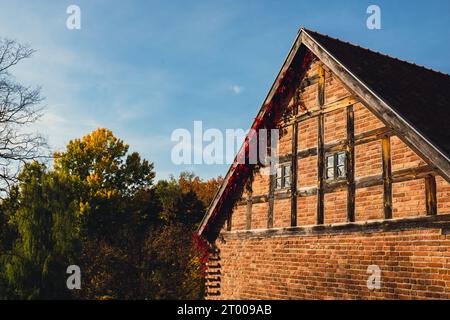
[231,85,244,94]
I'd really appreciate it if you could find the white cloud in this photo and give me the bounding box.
[231,85,243,94]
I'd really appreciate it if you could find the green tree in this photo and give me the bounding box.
[0,162,80,299]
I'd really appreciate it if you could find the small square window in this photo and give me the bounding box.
[325,152,347,181]
[275,163,291,190]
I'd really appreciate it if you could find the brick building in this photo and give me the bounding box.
[197,28,450,299]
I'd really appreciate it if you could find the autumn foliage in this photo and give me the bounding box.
[0,128,221,299]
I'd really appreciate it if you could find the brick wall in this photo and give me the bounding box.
[324,190,347,224]
[355,185,384,221]
[392,179,427,218]
[208,228,450,299]
[273,198,291,228]
[355,141,382,177]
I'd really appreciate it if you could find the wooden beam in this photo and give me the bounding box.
[346,105,355,222]
[300,30,450,183]
[297,147,317,159]
[300,74,318,89]
[316,63,326,225]
[393,165,435,183]
[425,175,437,216]
[318,63,326,106]
[317,113,325,225]
[291,122,298,227]
[267,131,275,229]
[354,127,393,146]
[382,137,393,219]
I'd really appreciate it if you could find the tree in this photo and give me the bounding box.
[0,127,220,300]
[0,38,46,195]
[53,128,158,299]
[0,162,80,299]
[54,128,155,242]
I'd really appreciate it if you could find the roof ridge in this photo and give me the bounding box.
[301,28,450,78]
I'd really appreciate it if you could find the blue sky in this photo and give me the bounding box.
[0,0,449,181]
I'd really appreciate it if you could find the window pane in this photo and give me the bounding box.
[284,165,291,177]
[285,176,291,188]
[337,165,345,177]
[326,167,334,179]
[276,178,282,189]
[276,167,282,178]
[337,152,346,166]
[326,155,334,167]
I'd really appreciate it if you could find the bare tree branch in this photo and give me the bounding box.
[0,38,47,196]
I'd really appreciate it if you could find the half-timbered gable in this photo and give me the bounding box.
[199,28,450,299]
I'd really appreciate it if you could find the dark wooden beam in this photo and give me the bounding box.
[317,114,325,225]
[291,122,299,227]
[382,137,393,219]
[355,127,392,146]
[318,63,326,106]
[393,165,434,183]
[316,63,325,225]
[425,175,437,216]
[267,131,275,229]
[346,105,355,222]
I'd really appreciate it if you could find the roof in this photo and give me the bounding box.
[198,28,450,240]
[303,29,450,159]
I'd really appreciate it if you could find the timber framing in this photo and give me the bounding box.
[425,175,437,216]
[290,121,299,227]
[237,165,436,207]
[316,63,326,225]
[275,126,393,170]
[316,113,325,225]
[267,130,275,229]
[382,137,393,219]
[198,28,450,239]
[346,105,355,222]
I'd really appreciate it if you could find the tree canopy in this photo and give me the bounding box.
[0,128,221,299]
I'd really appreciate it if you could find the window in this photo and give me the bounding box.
[275,163,291,190]
[325,152,346,180]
